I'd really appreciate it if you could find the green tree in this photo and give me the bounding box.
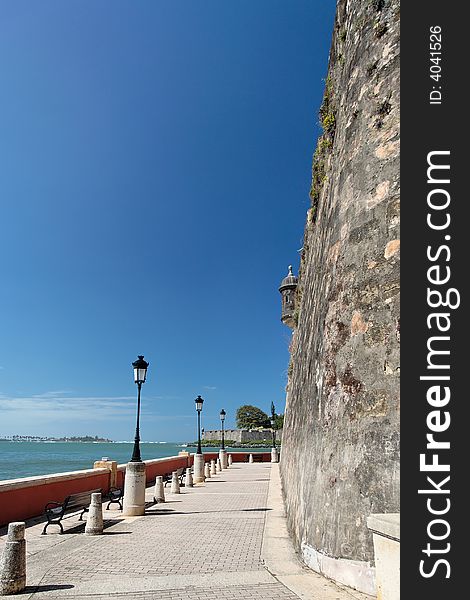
[236,405,270,429]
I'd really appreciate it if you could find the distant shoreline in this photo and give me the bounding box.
[0,436,113,443]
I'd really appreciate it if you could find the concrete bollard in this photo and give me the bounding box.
[204,462,211,478]
[154,476,165,503]
[271,447,279,463]
[249,454,254,463]
[228,454,233,466]
[185,468,193,487]
[171,471,180,494]
[217,458,222,473]
[0,522,26,595]
[123,461,146,516]
[219,449,228,469]
[193,453,205,484]
[210,459,217,476]
[85,493,103,535]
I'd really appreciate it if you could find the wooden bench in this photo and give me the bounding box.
[42,488,102,535]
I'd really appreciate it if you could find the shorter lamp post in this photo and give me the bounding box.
[220,409,226,449]
[193,395,205,483]
[219,408,228,469]
[123,355,149,516]
[195,395,204,453]
[270,416,279,463]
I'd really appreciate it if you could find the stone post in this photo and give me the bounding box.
[193,453,205,484]
[170,471,180,494]
[249,454,254,463]
[0,522,26,595]
[271,448,279,463]
[367,514,400,600]
[228,453,233,466]
[85,493,103,535]
[185,467,193,487]
[216,458,222,473]
[123,461,146,516]
[219,449,228,469]
[93,459,118,489]
[154,476,165,503]
[210,459,217,476]
[204,462,211,479]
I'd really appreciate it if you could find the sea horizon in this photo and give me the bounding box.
[0,440,271,482]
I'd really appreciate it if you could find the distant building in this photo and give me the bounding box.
[202,429,281,443]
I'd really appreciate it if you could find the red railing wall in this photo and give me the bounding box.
[0,469,110,527]
[0,452,270,526]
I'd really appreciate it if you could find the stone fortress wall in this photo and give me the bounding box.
[279,0,400,594]
[202,429,281,443]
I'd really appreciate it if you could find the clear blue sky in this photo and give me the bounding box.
[0,0,335,441]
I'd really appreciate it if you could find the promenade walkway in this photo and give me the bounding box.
[0,463,371,599]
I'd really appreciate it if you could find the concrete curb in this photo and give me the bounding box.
[261,464,374,600]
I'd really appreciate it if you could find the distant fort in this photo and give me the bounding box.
[202,429,281,444]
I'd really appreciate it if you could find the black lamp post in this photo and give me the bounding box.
[130,355,149,462]
[195,395,204,454]
[220,409,226,450]
[270,416,276,449]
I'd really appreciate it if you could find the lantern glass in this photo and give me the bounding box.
[134,368,147,384]
[195,395,204,412]
[132,355,149,384]
[220,409,226,422]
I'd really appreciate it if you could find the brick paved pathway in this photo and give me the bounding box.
[3,464,302,599]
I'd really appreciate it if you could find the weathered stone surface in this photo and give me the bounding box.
[193,453,205,484]
[171,471,181,494]
[123,461,146,516]
[0,522,26,595]
[280,0,399,591]
[154,475,165,502]
[219,449,228,469]
[85,493,103,536]
[185,467,194,487]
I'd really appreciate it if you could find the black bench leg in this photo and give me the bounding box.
[42,521,64,535]
[106,499,123,510]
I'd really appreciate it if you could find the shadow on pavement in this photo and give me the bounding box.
[144,507,272,516]
[24,584,74,594]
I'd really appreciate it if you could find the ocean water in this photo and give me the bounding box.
[0,441,270,481]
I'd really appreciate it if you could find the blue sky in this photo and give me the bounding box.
[0,0,335,441]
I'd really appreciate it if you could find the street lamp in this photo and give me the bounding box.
[219,408,228,469]
[130,355,149,463]
[195,395,204,454]
[270,416,276,448]
[220,409,226,450]
[270,414,279,463]
[193,395,205,484]
[123,354,149,516]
